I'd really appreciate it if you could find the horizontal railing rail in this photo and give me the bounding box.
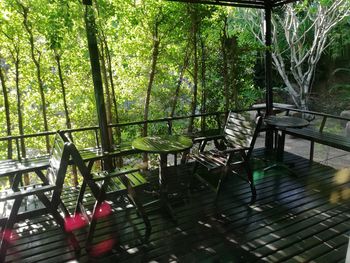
[0,108,265,161]
[274,106,350,122]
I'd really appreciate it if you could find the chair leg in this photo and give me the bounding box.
[75,181,87,215]
[0,197,22,263]
[85,200,102,250]
[243,163,257,198]
[214,167,230,203]
[124,178,151,241]
[189,161,199,190]
[127,192,151,240]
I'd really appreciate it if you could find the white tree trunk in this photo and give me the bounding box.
[241,1,350,109]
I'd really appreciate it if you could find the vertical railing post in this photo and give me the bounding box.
[94,129,100,149]
[16,138,21,161]
[167,119,173,135]
[265,1,274,152]
[215,113,221,131]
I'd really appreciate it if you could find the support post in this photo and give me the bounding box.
[82,0,112,170]
[265,2,274,152]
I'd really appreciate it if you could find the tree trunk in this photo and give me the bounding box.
[99,44,114,147]
[221,23,230,115]
[55,52,72,130]
[188,10,199,134]
[10,46,29,184]
[229,38,238,108]
[13,49,25,160]
[0,65,12,159]
[103,37,123,167]
[143,21,160,165]
[170,43,190,118]
[54,51,78,186]
[200,37,207,132]
[143,22,160,137]
[19,4,50,153]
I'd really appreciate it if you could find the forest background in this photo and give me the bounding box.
[0,0,349,161]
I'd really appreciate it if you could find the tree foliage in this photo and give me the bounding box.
[0,0,348,161]
[241,0,350,109]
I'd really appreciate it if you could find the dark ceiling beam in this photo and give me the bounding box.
[272,0,298,7]
[169,0,266,9]
[169,0,301,8]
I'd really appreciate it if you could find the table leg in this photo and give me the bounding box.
[264,129,296,175]
[276,130,286,162]
[158,154,176,221]
[159,153,167,198]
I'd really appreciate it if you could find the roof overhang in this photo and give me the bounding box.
[168,0,300,9]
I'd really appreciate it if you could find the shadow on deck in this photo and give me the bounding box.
[3,149,350,263]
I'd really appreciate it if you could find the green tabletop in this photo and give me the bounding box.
[132,135,193,154]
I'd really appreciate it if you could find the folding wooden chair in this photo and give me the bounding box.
[59,132,151,250]
[0,133,80,262]
[191,112,262,202]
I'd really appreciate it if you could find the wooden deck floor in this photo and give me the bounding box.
[3,150,350,262]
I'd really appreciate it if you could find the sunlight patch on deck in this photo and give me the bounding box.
[198,220,212,228]
[126,247,139,254]
[198,245,216,254]
[334,168,350,184]
[175,227,188,235]
[329,188,350,203]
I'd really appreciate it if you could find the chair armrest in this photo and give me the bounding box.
[91,168,140,182]
[0,184,56,202]
[196,134,224,143]
[222,147,249,154]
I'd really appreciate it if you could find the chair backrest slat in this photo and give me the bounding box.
[224,112,256,149]
[45,133,71,206]
[46,135,69,186]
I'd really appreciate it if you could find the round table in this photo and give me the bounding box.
[264,116,309,129]
[264,115,309,168]
[132,135,193,154]
[132,135,193,220]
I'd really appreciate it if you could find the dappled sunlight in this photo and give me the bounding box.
[316,167,350,204]
[333,168,350,184]
[329,188,350,204]
[175,227,188,236]
[266,243,278,251]
[250,205,263,212]
[329,187,350,203]
[226,236,238,244]
[197,245,216,254]
[126,247,139,254]
[197,220,212,228]
[169,254,179,260]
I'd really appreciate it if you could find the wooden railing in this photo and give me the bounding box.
[0,112,224,161]
[0,108,265,162]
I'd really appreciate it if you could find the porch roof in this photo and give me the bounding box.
[168,0,299,9]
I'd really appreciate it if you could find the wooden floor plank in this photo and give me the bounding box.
[2,150,349,262]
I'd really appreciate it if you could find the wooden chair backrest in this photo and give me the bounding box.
[224,112,262,156]
[46,133,71,204]
[58,131,101,197]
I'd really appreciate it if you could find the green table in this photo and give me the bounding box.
[132,135,193,220]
